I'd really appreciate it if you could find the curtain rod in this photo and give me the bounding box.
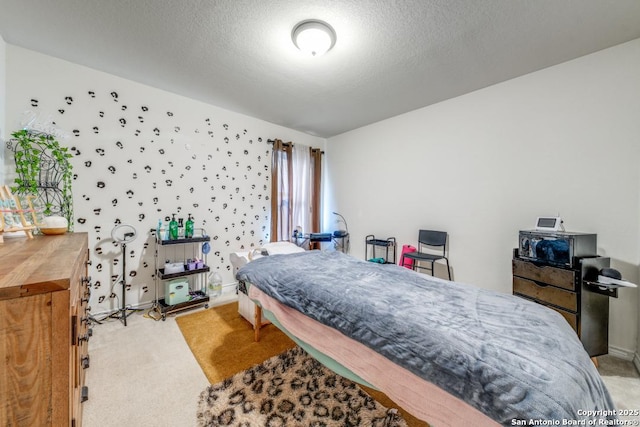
[267,138,295,147]
[267,138,324,154]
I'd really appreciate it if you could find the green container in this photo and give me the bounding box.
[169,214,178,240]
[185,214,194,238]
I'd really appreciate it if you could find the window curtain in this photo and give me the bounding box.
[291,145,311,237]
[270,139,293,242]
[310,147,322,236]
[270,140,322,243]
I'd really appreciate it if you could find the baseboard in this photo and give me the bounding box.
[608,344,636,361]
[90,282,241,318]
[208,283,238,307]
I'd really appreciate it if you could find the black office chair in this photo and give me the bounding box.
[402,230,451,280]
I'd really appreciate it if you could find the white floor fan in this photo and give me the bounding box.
[111,223,138,326]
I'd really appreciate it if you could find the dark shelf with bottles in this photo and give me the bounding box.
[152,227,210,320]
[157,235,210,246]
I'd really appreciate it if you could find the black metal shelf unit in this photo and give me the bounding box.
[365,235,397,264]
[153,231,211,320]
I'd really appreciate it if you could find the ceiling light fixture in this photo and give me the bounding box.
[292,19,336,57]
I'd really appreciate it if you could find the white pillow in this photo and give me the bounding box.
[262,241,305,255]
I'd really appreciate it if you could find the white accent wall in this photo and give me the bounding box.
[3,45,324,314]
[0,34,7,184]
[325,39,640,356]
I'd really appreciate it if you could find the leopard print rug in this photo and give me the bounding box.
[197,346,408,427]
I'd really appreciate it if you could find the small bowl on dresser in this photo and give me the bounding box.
[39,216,69,235]
[40,227,68,235]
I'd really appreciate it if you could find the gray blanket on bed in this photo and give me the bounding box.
[236,250,616,425]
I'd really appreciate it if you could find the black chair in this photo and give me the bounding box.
[402,230,451,280]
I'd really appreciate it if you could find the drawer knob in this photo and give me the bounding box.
[81,355,90,369]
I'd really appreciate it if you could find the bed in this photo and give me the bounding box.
[230,241,305,339]
[236,250,617,427]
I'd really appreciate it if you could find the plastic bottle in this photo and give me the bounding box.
[163,220,169,240]
[185,214,194,239]
[156,219,162,241]
[208,272,223,298]
[169,214,178,240]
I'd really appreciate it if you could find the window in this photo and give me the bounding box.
[270,139,322,243]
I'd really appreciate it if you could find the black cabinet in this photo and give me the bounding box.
[512,249,611,357]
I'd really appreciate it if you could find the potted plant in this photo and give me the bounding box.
[9,129,74,230]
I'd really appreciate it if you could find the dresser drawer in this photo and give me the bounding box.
[513,276,578,312]
[551,306,578,332]
[515,292,578,332]
[512,258,577,291]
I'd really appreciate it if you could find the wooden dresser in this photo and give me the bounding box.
[512,254,611,357]
[0,233,90,427]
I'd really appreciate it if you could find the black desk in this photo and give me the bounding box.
[292,233,349,253]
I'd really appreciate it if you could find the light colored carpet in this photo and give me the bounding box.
[83,302,640,426]
[82,309,209,427]
[603,375,640,409]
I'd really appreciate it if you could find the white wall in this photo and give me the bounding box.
[0,34,7,184]
[326,39,640,356]
[3,37,639,358]
[4,45,325,314]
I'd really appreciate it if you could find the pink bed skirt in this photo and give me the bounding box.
[249,285,500,427]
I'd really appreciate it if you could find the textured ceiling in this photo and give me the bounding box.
[1,0,640,138]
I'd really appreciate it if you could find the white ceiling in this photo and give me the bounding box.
[1,0,640,138]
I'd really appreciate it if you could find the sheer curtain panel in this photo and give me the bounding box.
[270,140,322,243]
